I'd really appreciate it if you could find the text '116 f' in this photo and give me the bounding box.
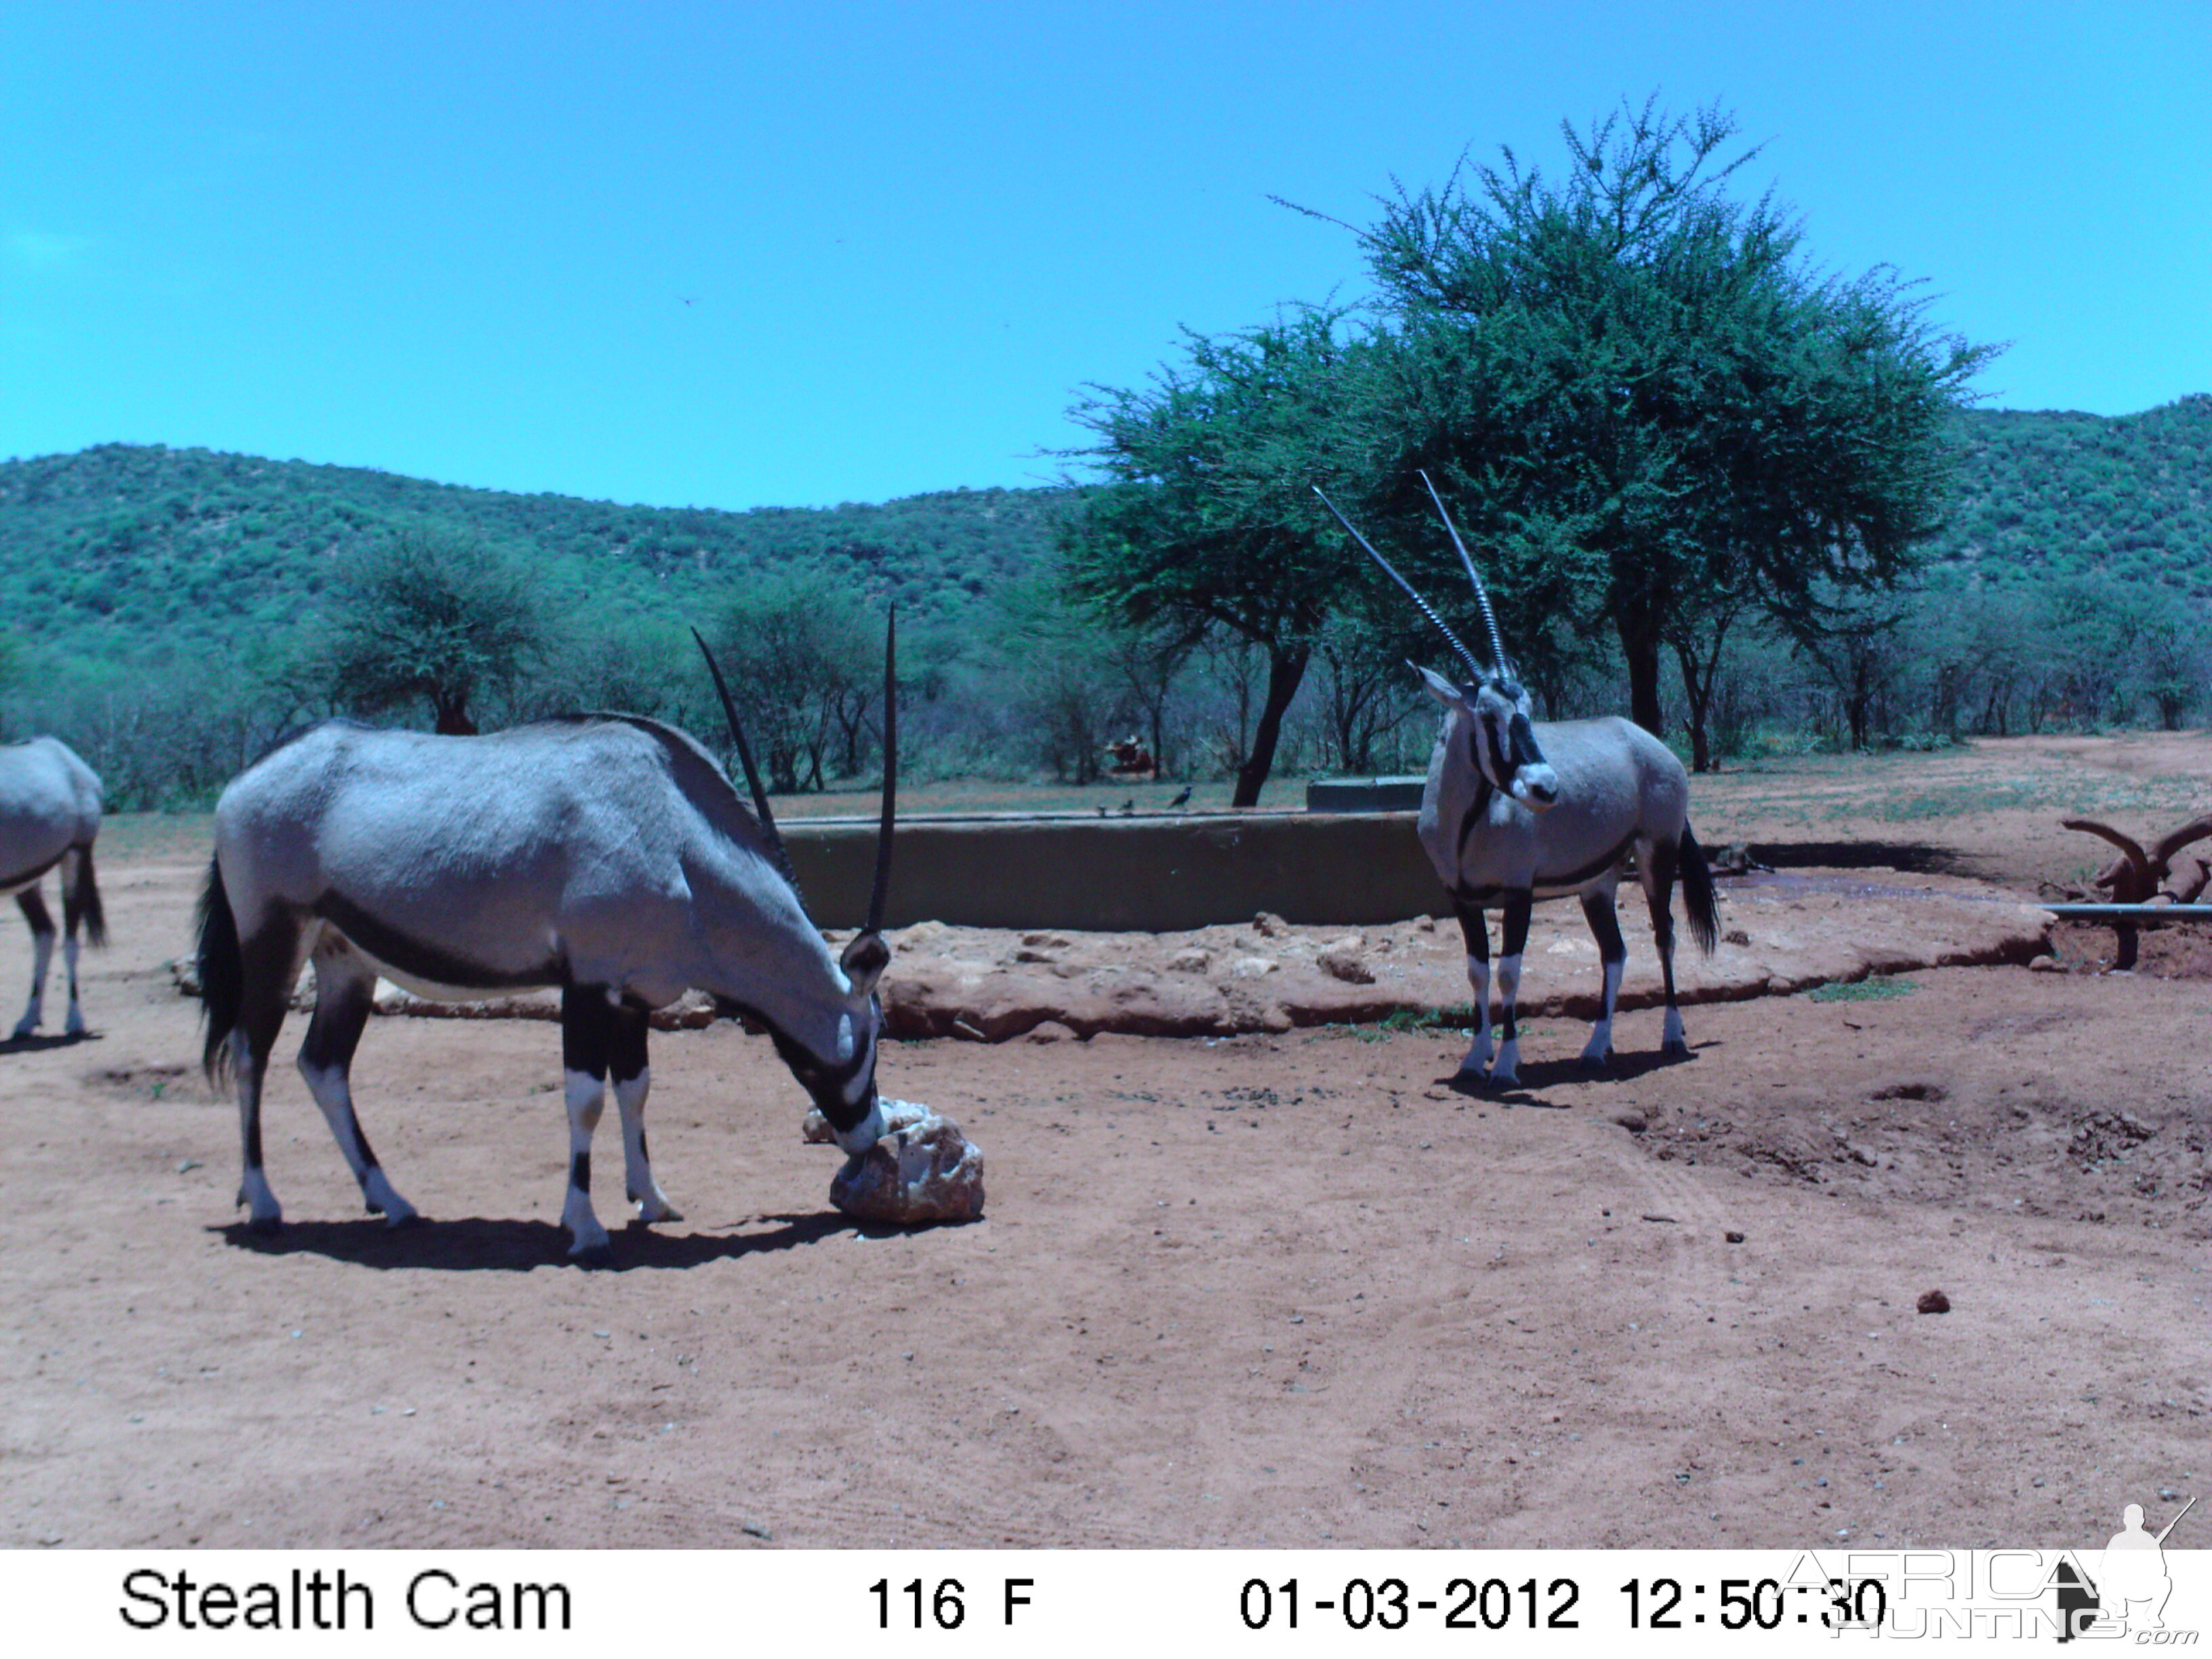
[869,1578,1036,1629]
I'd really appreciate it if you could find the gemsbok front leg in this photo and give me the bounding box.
[606,1002,680,1225]
[1450,898,1493,1080]
[1490,890,1534,1086]
[297,935,417,1225]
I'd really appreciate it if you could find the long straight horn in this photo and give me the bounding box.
[866,608,897,935]
[691,626,799,890]
[1313,485,1488,683]
[1418,470,1508,672]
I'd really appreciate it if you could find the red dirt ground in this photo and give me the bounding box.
[3,734,2206,1551]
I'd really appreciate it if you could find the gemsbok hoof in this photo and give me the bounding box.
[245,1214,283,1237]
[571,1242,616,1270]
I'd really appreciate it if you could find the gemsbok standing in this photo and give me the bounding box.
[196,620,901,1265]
[1317,480,1718,1086]
[3,735,106,1041]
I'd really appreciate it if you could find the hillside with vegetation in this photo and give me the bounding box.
[0,443,1070,675]
[1,395,2208,810]
[1923,394,2212,594]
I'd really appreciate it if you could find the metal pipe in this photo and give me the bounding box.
[2042,903,2212,920]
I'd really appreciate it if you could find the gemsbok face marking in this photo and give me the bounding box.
[1,736,106,1041]
[1316,478,1717,1086]
[196,616,902,1266]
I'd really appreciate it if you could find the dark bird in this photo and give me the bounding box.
[1168,785,1193,809]
[1119,798,1134,815]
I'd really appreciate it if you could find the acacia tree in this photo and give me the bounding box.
[712,567,882,793]
[1062,309,1370,806]
[322,532,547,733]
[1344,97,1997,744]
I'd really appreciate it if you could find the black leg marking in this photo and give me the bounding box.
[1643,841,1687,1053]
[234,914,307,1232]
[561,986,611,1080]
[1579,889,1627,1067]
[559,986,620,1264]
[1452,898,1490,964]
[13,887,55,1034]
[18,886,52,939]
[1497,889,1532,1044]
[1582,889,1626,965]
[609,1002,649,1084]
[298,940,408,1215]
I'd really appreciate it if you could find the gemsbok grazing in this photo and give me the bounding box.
[3,735,106,1041]
[1316,480,1718,1087]
[196,617,901,1265]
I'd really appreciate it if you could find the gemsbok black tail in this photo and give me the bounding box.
[195,854,243,1084]
[1679,825,1719,956]
[66,844,106,947]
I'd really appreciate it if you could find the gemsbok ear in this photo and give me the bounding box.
[1414,663,1467,708]
[841,930,891,998]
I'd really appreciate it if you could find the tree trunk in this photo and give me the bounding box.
[1231,644,1311,808]
[1673,640,1713,774]
[432,692,477,736]
[1669,604,1741,774]
[1619,620,1666,739]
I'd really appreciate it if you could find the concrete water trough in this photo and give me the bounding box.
[783,809,1440,932]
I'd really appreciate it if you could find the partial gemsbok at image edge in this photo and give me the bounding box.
[1315,479,1717,1087]
[2,735,106,1040]
[195,615,901,1265]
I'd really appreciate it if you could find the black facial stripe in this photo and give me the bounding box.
[724,1000,880,1132]
[319,891,565,991]
[1507,712,1546,770]
[1484,718,1514,787]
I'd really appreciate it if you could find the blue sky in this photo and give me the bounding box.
[3,1,2205,512]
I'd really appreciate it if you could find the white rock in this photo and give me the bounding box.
[829,1103,985,1225]
[802,1097,933,1145]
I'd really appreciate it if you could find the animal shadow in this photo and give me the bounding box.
[212,1210,857,1271]
[1755,839,1961,875]
[0,1029,102,1054]
[1437,1040,1706,1103]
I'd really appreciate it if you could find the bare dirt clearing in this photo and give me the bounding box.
[3,735,2207,1551]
